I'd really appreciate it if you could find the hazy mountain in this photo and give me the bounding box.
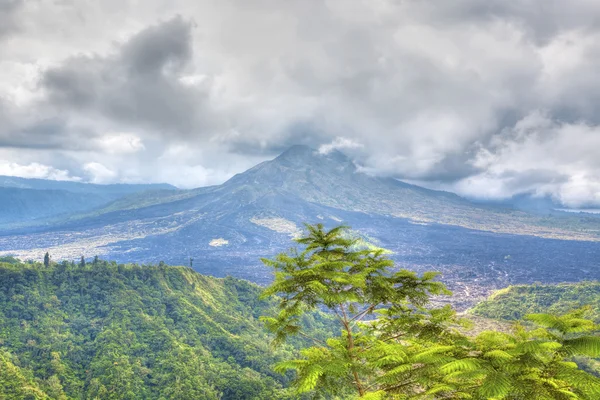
[0,187,107,224]
[0,176,176,194]
[1,146,600,307]
[0,177,176,224]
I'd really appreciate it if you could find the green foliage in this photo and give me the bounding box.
[472,282,600,378]
[0,259,327,399]
[0,349,51,399]
[0,255,20,264]
[472,282,600,322]
[261,224,600,399]
[261,223,462,398]
[440,310,600,399]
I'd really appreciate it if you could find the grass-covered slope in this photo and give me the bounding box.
[471,281,600,321]
[0,258,329,399]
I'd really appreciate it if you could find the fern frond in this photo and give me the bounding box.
[440,359,482,374]
[562,336,600,357]
[477,371,512,398]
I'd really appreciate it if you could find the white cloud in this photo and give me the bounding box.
[445,112,600,206]
[83,162,117,184]
[95,133,145,154]
[318,137,363,155]
[0,160,79,181]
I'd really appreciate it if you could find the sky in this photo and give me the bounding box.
[1,0,600,207]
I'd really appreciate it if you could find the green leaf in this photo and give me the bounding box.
[477,371,512,398]
[440,359,482,374]
[563,336,600,357]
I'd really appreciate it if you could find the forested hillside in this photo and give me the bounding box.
[471,282,600,377]
[472,282,600,321]
[0,258,331,399]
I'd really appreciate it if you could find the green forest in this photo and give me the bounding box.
[472,282,600,322]
[1,225,600,399]
[0,256,331,399]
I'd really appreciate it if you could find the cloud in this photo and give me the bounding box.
[83,162,117,184]
[0,0,600,205]
[440,112,600,206]
[0,0,22,39]
[95,133,145,155]
[318,137,363,155]
[41,16,209,136]
[0,160,79,181]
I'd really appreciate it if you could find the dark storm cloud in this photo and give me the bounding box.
[412,149,483,183]
[121,16,192,75]
[42,16,209,135]
[0,118,69,149]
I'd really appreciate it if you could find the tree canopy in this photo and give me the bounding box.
[261,223,600,399]
[0,258,332,399]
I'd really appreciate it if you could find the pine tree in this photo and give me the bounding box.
[43,252,50,268]
[79,256,86,268]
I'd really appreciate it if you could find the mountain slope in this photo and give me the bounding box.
[0,177,177,225]
[0,187,105,224]
[222,145,600,240]
[0,175,175,194]
[5,145,600,239]
[0,258,332,399]
[2,146,600,306]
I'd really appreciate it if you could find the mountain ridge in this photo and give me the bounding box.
[0,175,176,192]
[0,177,178,226]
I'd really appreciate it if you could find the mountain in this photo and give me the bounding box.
[0,175,175,194]
[0,258,331,399]
[1,145,600,306]
[0,177,176,224]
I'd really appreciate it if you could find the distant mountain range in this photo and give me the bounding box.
[0,176,175,224]
[1,145,599,306]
